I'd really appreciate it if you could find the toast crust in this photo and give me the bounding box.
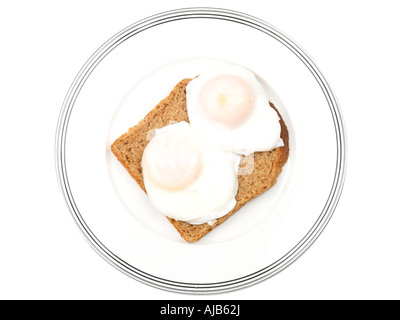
[111,78,289,242]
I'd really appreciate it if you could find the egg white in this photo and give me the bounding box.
[142,121,240,225]
[186,64,283,155]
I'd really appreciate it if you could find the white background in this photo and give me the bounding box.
[1,0,399,300]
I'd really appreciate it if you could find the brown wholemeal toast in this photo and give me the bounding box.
[111,78,289,242]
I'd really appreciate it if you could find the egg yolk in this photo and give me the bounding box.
[142,131,202,190]
[199,74,255,128]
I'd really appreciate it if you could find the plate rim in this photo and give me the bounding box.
[55,7,347,294]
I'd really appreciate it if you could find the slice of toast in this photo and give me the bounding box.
[111,78,289,242]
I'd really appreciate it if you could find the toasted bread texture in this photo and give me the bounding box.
[111,78,289,242]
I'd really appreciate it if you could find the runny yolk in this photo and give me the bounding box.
[200,74,255,128]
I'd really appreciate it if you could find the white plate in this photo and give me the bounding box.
[55,8,346,294]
